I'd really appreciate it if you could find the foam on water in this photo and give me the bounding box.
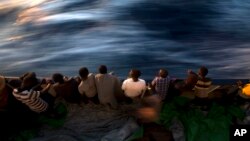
[0,0,250,79]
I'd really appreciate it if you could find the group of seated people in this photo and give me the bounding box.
[1,65,250,116]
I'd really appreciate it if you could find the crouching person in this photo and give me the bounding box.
[12,72,55,115]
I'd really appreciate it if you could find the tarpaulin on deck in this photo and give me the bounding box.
[159,97,245,141]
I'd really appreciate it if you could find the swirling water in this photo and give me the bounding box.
[0,0,250,80]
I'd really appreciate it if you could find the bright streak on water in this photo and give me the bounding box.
[0,0,250,79]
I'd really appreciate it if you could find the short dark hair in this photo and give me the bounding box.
[99,65,107,74]
[200,66,208,77]
[130,69,141,79]
[159,68,168,78]
[20,72,39,90]
[79,67,89,78]
[52,73,64,84]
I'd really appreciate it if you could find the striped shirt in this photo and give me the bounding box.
[151,76,170,100]
[13,89,48,113]
[194,78,212,98]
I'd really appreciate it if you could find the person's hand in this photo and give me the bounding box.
[13,89,19,93]
[46,79,53,84]
[63,76,69,81]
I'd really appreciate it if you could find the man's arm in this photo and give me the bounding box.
[40,83,52,94]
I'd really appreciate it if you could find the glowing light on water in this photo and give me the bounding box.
[16,7,47,25]
[1,0,250,78]
[0,0,48,9]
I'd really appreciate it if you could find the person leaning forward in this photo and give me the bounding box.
[12,72,55,114]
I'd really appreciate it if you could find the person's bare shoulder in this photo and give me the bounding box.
[95,73,102,78]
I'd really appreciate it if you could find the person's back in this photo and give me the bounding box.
[122,69,146,99]
[95,65,119,108]
[12,72,51,113]
[13,89,48,113]
[122,78,146,98]
[194,66,212,98]
[195,78,212,97]
[78,67,98,104]
[191,66,213,110]
[52,73,81,103]
[78,67,97,98]
[79,73,96,97]
[151,69,170,100]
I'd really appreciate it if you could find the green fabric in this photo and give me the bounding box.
[227,105,245,121]
[159,97,190,128]
[38,102,68,128]
[159,97,245,141]
[180,106,231,141]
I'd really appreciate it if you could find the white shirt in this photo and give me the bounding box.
[78,73,97,98]
[122,78,146,98]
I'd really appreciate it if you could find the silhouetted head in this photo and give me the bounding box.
[198,66,208,78]
[20,72,39,90]
[185,73,198,89]
[159,69,168,78]
[79,67,89,79]
[129,69,141,81]
[52,73,64,84]
[99,65,107,74]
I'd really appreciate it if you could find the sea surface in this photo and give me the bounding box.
[0,0,250,80]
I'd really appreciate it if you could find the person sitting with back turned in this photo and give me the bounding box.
[174,69,198,96]
[95,65,120,109]
[78,67,99,104]
[194,66,212,98]
[52,73,81,104]
[12,72,54,114]
[122,69,146,102]
[192,66,212,110]
[151,69,171,101]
